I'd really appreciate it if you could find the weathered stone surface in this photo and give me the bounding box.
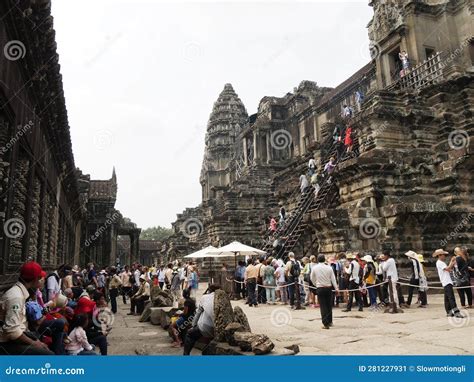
[224,322,245,346]
[233,332,275,355]
[251,334,274,355]
[202,341,245,355]
[233,306,251,332]
[149,307,177,326]
[150,286,162,303]
[153,294,173,307]
[284,344,300,354]
[139,302,152,322]
[213,289,234,342]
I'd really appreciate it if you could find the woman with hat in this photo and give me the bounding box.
[433,249,464,318]
[405,251,427,308]
[362,255,377,309]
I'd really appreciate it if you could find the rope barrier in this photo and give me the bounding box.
[395,281,473,290]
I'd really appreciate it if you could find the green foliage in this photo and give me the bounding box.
[140,226,173,241]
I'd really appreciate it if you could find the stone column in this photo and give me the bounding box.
[243,137,248,166]
[266,131,271,164]
[253,131,258,163]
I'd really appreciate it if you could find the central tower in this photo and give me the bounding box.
[200,84,248,201]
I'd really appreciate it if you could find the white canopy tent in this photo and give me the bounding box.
[206,241,266,268]
[183,245,218,259]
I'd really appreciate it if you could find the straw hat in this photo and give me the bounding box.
[416,254,425,263]
[432,249,449,257]
[346,253,356,260]
[55,294,68,309]
[404,250,418,259]
[362,255,374,263]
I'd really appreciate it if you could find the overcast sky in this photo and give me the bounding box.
[51,0,373,229]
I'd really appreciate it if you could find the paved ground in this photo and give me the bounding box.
[107,288,474,355]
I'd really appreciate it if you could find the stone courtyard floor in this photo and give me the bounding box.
[107,288,473,355]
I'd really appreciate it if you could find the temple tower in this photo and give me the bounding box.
[200,84,248,201]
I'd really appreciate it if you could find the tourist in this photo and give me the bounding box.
[128,275,150,316]
[170,266,182,305]
[333,124,343,143]
[308,157,317,176]
[46,266,62,302]
[380,250,401,308]
[362,255,377,309]
[433,249,464,318]
[275,261,288,305]
[97,270,107,295]
[269,216,277,234]
[0,261,54,355]
[263,259,277,304]
[342,104,353,119]
[178,262,186,290]
[256,257,267,304]
[87,263,99,289]
[64,288,77,309]
[74,285,97,317]
[187,265,199,299]
[157,265,166,289]
[133,264,141,287]
[170,297,196,347]
[307,255,317,307]
[336,253,348,305]
[301,257,311,306]
[399,50,410,75]
[299,174,310,194]
[405,251,427,308]
[165,263,174,290]
[285,252,301,309]
[108,267,122,314]
[183,284,220,355]
[279,207,286,227]
[311,254,339,329]
[62,266,74,290]
[234,260,246,300]
[245,258,258,307]
[416,254,429,307]
[324,156,336,177]
[453,246,472,308]
[65,314,97,355]
[344,125,353,154]
[25,290,66,355]
[355,89,364,112]
[342,253,363,312]
[120,265,133,304]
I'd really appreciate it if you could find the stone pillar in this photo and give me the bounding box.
[243,138,248,166]
[266,131,271,164]
[253,131,258,163]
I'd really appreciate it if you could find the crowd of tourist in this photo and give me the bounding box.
[0,260,201,355]
[232,246,471,329]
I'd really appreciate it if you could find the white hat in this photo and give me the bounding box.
[362,255,374,263]
[404,250,418,259]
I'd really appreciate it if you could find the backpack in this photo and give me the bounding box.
[290,260,301,278]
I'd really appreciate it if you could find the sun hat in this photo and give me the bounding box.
[362,255,374,263]
[404,250,418,259]
[432,249,449,257]
[54,294,68,309]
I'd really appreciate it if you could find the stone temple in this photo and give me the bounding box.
[0,0,141,287]
[163,0,473,267]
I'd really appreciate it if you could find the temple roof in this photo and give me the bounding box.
[89,169,117,200]
[207,83,248,128]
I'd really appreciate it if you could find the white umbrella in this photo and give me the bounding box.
[206,241,266,266]
[184,245,218,259]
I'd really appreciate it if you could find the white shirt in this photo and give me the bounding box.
[46,272,61,301]
[345,260,360,284]
[276,266,286,283]
[0,282,29,342]
[196,293,214,338]
[411,259,420,279]
[381,258,398,281]
[436,259,453,287]
[134,269,141,285]
[310,263,338,289]
[299,175,309,192]
[157,269,166,282]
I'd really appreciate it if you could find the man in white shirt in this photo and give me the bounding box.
[380,250,400,308]
[46,269,61,302]
[311,255,339,329]
[433,249,464,318]
[342,254,363,312]
[183,285,219,355]
[308,158,316,176]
